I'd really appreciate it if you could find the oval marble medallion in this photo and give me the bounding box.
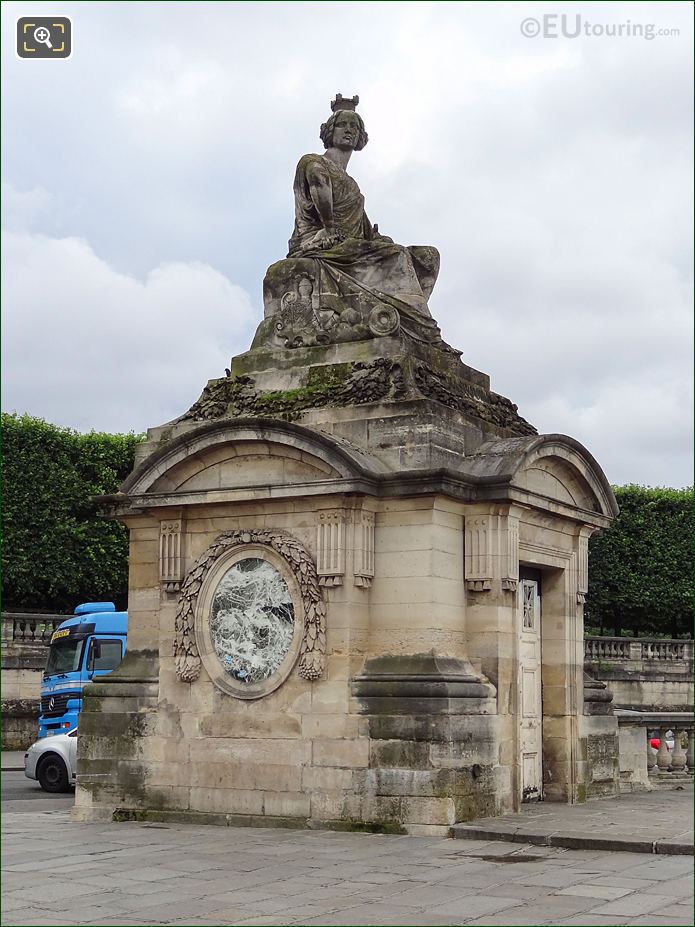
[209,557,295,685]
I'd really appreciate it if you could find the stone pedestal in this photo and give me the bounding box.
[581,674,620,798]
[75,331,618,833]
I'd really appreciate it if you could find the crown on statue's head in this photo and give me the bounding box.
[330,93,359,113]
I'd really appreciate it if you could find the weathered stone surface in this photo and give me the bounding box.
[1,612,60,748]
[452,787,694,855]
[75,94,622,833]
[352,653,495,702]
[585,642,694,712]
[257,96,452,358]
[182,343,535,441]
[1,698,39,750]
[580,714,620,799]
[583,673,615,715]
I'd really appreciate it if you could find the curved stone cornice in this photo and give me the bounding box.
[122,417,386,495]
[104,422,616,530]
[460,433,618,519]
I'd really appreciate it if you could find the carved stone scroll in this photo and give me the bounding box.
[174,530,326,684]
[317,510,346,587]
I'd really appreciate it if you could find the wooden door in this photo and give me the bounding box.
[519,577,542,802]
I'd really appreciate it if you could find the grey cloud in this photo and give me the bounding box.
[1,0,692,486]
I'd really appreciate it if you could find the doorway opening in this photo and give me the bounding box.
[519,567,542,803]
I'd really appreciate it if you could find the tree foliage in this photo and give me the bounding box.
[2,413,144,613]
[587,484,693,638]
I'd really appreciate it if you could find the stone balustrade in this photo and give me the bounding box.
[585,637,693,713]
[616,709,694,792]
[585,636,693,663]
[2,611,64,749]
[1,611,63,646]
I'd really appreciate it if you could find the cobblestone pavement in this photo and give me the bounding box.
[2,809,693,926]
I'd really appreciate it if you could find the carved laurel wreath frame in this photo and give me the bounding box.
[173,529,326,685]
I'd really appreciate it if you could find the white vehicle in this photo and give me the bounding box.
[24,729,77,792]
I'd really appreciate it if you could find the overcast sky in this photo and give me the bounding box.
[2,1,693,487]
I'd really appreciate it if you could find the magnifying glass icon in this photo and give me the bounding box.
[33,26,53,49]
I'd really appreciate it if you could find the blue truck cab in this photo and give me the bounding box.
[39,602,128,738]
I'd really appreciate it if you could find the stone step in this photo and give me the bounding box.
[452,791,694,856]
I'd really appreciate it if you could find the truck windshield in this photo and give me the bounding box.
[44,638,85,676]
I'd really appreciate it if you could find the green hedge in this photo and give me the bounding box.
[587,484,693,638]
[2,413,144,613]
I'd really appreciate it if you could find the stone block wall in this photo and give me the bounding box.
[585,638,693,711]
[75,416,620,830]
[1,613,59,749]
[77,495,505,833]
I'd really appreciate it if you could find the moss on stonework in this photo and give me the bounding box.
[183,359,397,423]
[452,792,498,822]
[83,687,108,708]
[306,363,351,389]
[111,808,311,830]
[253,382,342,416]
[112,808,145,822]
[220,368,349,420]
[370,741,430,769]
[318,819,408,835]
[108,807,409,835]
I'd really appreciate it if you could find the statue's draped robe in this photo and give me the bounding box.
[284,154,446,348]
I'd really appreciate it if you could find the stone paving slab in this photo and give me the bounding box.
[452,785,694,855]
[2,809,693,926]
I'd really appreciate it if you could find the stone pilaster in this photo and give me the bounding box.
[576,529,590,605]
[464,510,519,594]
[353,510,375,589]
[316,509,346,587]
[159,516,184,594]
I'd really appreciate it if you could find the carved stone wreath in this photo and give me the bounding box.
[174,529,326,684]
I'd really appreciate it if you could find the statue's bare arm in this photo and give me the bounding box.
[306,162,334,232]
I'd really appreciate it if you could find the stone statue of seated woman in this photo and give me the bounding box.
[253,95,453,353]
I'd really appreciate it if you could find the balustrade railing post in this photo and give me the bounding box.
[647,729,658,778]
[656,726,672,775]
[628,641,642,661]
[670,729,687,776]
[3,612,64,647]
[1,616,14,644]
[686,730,694,776]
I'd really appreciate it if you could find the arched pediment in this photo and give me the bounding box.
[150,440,341,493]
[515,456,601,511]
[463,434,618,519]
[123,419,384,497]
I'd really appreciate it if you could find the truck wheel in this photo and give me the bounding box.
[37,754,70,793]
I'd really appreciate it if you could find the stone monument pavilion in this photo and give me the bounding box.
[76,95,620,832]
